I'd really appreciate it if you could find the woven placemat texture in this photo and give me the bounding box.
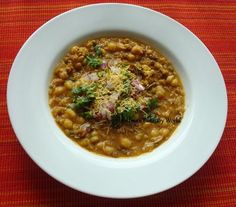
[0,1,235,206]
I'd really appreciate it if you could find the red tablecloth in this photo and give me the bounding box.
[1,0,235,206]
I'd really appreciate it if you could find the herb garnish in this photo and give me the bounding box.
[94,45,102,56]
[82,111,93,119]
[86,55,102,68]
[111,105,140,127]
[85,45,103,68]
[147,97,158,112]
[144,97,159,123]
[72,85,96,117]
[144,113,159,123]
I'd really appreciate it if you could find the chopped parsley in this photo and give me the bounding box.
[94,45,102,56]
[72,85,96,112]
[72,86,89,95]
[86,55,102,68]
[111,105,140,127]
[147,97,158,112]
[144,113,160,123]
[143,97,159,123]
[82,111,93,119]
[74,97,94,110]
[85,45,103,68]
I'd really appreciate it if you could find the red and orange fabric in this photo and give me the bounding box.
[0,0,235,206]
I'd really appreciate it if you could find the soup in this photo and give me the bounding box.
[48,37,185,157]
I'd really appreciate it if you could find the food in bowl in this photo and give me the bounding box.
[48,37,185,157]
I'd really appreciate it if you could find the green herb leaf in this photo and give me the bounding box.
[147,97,158,112]
[72,85,96,110]
[122,107,136,122]
[72,86,88,95]
[86,55,102,68]
[94,45,102,57]
[111,106,140,127]
[74,97,93,110]
[144,113,160,123]
[72,84,96,95]
[83,111,93,119]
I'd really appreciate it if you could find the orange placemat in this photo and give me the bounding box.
[0,0,236,206]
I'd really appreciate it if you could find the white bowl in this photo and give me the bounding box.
[7,3,227,198]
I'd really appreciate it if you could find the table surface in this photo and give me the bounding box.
[0,0,236,206]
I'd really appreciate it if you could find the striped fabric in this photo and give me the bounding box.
[0,0,235,206]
